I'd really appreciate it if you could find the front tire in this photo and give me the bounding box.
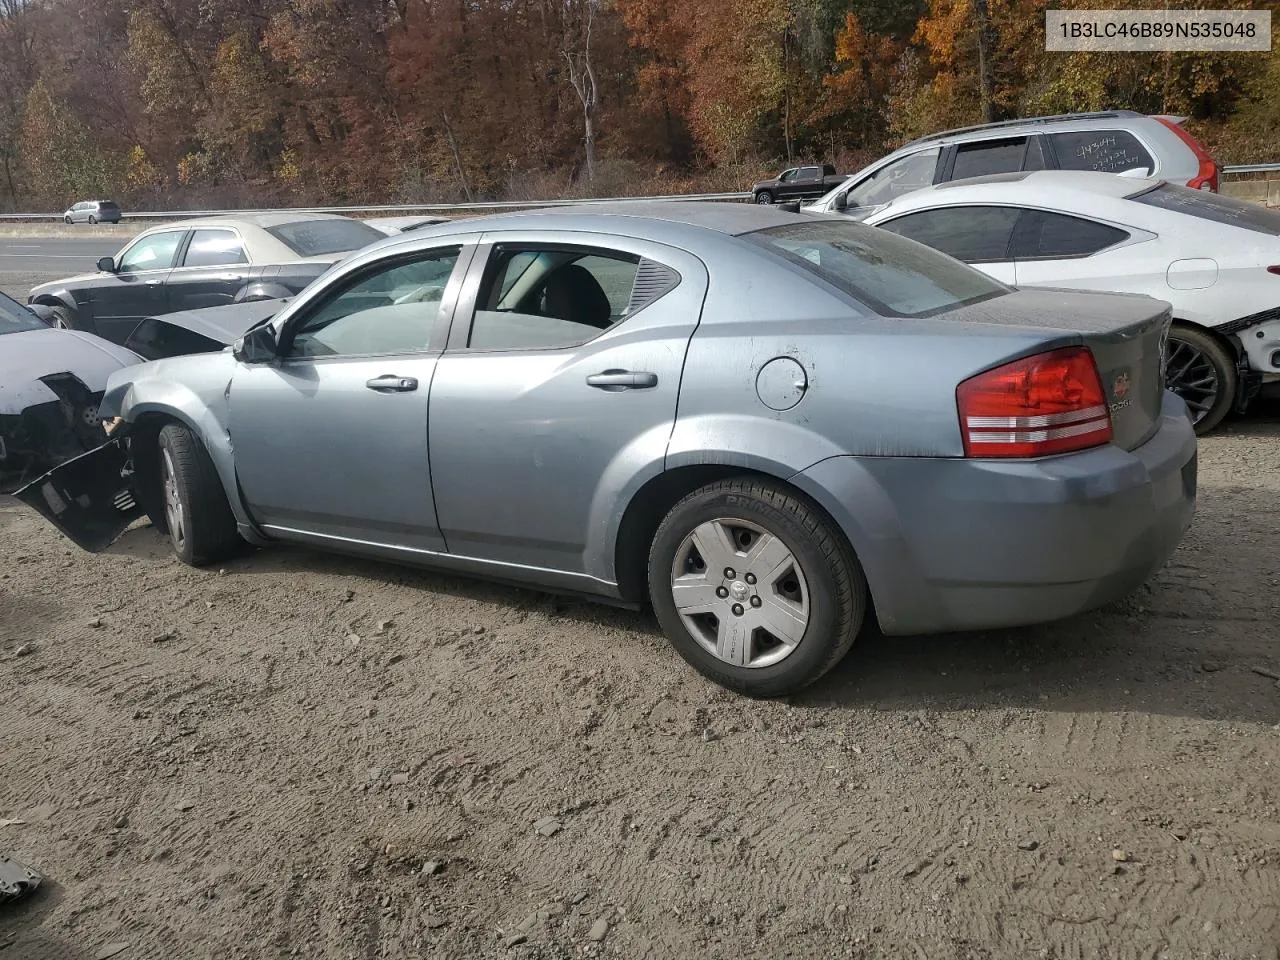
[88,215,97,224]
[156,423,241,566]
[1165,324,1236,435]
[647,478,866,697]
[755,190,774,205]
[47,306,75,330]
[64,216,72,225]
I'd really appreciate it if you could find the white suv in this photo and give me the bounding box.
[803,111,1220,220]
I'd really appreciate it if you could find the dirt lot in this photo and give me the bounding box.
[2,266,1279,960]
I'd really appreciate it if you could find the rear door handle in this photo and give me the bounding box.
[586,370,658,390]
[365,375,419,393]
[219,273,240,282]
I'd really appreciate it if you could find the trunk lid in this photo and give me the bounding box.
[942,287,1172,452]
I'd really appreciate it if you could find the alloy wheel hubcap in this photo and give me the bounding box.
[1164,338,1218,424]
[162,449,186,549]
[670,517,810,668]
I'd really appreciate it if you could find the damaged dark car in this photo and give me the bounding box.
[0,291,142,494]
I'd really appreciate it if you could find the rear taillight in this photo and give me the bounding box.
[1153,116,1219,191]
[1268,265,1280,276]
[957,347,1113,458]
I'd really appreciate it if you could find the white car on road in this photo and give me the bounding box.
[860,170,1280,432]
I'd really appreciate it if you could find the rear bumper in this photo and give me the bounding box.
[793,392,1197,636]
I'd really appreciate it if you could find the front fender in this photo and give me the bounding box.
[108,376,255,531]
[28,289,79,316]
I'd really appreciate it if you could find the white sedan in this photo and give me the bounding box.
[860,170,1280,432]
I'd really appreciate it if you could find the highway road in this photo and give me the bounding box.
[0,237,121,275]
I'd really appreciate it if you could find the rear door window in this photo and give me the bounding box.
[875,206,1021,263]
[950,138,1028,180]
[1129,182,1280,236]
[183,229,250,268]
[1010,211,1129,259]
[1050,130,1154,174]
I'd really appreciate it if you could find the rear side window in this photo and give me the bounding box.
[951,138,1027,180]
[876,206,1021,263]
[745,220,1007,319]
[183,229,249,267]
[798,166,821,180]
[266,219,385,257]
[124,318,226,360]
[1011,211,1129,259]
[1051,131,1153,174]
[1130,182,1280,236]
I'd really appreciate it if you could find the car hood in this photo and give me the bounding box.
[148,299,283,345]
[0,328,141,414]
[30,270,108,295]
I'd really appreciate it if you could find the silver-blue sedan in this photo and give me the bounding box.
[17,203,1196,697]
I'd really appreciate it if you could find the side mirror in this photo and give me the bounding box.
[778,200,802,213]
[97,256,116,273]
[232,323,279,364]
[833,192,849,211]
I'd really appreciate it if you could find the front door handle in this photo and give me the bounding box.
[365,375,419,393]
[145,279,164,286]
[586,370,658,390]
[219,273,240,282]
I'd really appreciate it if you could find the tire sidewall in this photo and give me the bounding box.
[157,426,196,564]
[1168,325,1235,434]
[648,486,854,696]
[755,191,773,204]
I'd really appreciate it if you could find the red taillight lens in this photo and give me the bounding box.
[1154,115,1219,191]
[1268,265,1280,276]
[957,347,1113,458]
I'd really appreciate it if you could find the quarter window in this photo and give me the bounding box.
[1050,130,1153,175]
[287,248,461,358]
[183,229,249,268]
[951,138,1028,180]
[1010,210,1129,259]
[466,246,676,352]
[876,206,1021,263]
[118,232,184,273]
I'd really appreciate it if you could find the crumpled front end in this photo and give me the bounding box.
[13,426,145,552]
[0,373,111,495]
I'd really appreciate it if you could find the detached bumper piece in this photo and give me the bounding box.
[14,435,144,552]
[0,852,42,904]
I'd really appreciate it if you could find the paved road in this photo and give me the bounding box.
[0,237,121,275]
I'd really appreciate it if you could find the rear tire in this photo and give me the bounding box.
[1165,324,1235,435]
[647,478,866,698]
[156,423,241,566]
[755,190,774,205]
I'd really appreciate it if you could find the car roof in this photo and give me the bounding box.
[394,201,816,240]
[154,211,355,230]
[900,110,1149,148]
[874,170,1161,215]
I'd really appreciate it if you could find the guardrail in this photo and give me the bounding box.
[0,191,753,221]
[1221,163,1280,174]
[0,167,1274,220]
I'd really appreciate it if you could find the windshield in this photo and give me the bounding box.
[744,219,1009,318]
[1130,182,1280,236]
[0,292,46,334]
[265,218,386,257]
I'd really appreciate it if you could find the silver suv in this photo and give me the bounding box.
[802,111,1220,220]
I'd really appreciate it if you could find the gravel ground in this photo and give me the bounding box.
[2,268,1279,960]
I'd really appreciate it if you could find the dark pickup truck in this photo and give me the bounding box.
[751,164,847,204]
